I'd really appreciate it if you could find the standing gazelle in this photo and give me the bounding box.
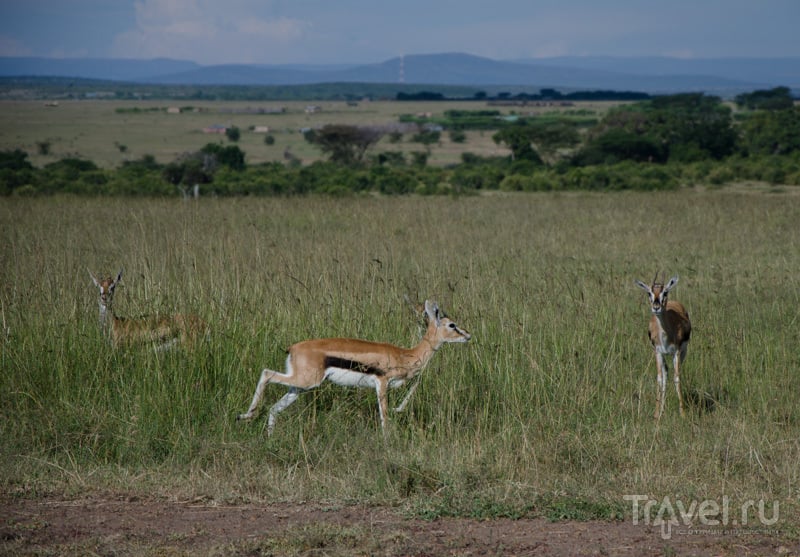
[635,274,692,418]
[90,269,207,350]
[237,300,471,436]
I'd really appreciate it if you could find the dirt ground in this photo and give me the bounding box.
[1,495,797,556]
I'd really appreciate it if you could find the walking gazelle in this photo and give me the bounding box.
[89,269,207,350]
[237,300,471,436]
[635,273,692,418]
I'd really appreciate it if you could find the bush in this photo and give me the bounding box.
[707,166,735,185]
[449,130,467,143]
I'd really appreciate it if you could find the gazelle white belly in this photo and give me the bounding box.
[324,368,379,389]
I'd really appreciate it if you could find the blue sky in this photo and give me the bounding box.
[1,0,798,65]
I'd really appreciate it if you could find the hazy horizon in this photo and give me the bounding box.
[1,1,799,67]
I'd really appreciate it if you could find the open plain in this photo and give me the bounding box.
[1,191,799,554]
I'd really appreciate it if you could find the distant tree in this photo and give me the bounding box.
[586,93,737,162]
[36,141,51,155]
[163,143,245,187]
[304,124,384,165]
[524,120,580,161]
[735,87,794,111]
[120,154,161,174]
[411,151,429,167]
[264,134,275,145]
[412,130,441,151]
[573,129,666,165]
[740,106,800,155]
[201,143,245,171]
[225,126,241,142]
[492,125,544,163]
[0,149,35,195]
[449,129,467,143]
[0,149,34,171]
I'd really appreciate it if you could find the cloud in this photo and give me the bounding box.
[0,35,33,57]
[110,0,310,63]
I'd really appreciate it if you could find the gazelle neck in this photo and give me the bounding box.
[98,301,115,340]
[408,321,443,369]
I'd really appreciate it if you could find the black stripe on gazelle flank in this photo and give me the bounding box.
[324,356,385,376]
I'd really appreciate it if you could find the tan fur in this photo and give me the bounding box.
[90,270,207,350]
[636,276,692,419]
[238,300,471,436]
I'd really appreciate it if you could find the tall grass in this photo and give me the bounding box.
[1,191,798,521]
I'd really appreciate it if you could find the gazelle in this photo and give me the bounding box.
[635,273,692,419]
[237,300,471,436]
[89,269,207,350]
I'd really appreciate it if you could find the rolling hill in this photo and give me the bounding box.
[1,52,797,96]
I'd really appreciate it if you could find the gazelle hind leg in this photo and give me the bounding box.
[238,367,282,421]
[375,379,389,436]
[267,388,300,436]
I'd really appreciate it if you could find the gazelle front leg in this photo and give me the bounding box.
[394,378,420,412]
[237,367,277,421]
[673,350,686,417]
[655,352,668,419]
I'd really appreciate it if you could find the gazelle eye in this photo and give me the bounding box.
[448,323,456,329]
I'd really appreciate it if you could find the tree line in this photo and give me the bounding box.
[2,88,799,196]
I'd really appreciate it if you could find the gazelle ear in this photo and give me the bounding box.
[109,269,123,290]
[634,279,651,293]
[424,300,440,325]
[89,269,100,287]
[664,275,679,292]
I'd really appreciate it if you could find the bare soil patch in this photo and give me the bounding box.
[1,494,796,556]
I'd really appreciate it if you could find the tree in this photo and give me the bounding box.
[412,129,441,152]
[0,149,34,171]
[740,106,800,155]
[524,120,580,162]
[36,141,51,155]
[735,87,794,111]
[574,129,665,165]
[201,143,246,171]
[225,126,241,142]
[492,125,544,163]
[586,93,737,163]
[304,124,384,166]
[449,129,467,143]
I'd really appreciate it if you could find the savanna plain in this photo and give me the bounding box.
[1,191,799,556]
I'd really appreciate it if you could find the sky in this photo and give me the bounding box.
[1,0,799,66]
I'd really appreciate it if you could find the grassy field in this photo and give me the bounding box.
[0,99,613,169]
[1,190,799,528]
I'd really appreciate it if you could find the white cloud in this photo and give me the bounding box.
[110,0,310,64]
[0,35,33,57]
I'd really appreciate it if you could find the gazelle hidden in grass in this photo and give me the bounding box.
[89,268,207,351]
[635,273,692,419]
[237,300,471,436]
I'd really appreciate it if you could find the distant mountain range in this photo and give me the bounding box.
[1,53,798,96]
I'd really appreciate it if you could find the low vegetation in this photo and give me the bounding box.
[1,193,798,527]
[1,88,799,196]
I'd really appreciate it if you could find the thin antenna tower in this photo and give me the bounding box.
[398,54,405,83]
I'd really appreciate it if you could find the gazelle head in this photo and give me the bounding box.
[424,300,471,345]
[90,269,123,311]
[635,273,679,315]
